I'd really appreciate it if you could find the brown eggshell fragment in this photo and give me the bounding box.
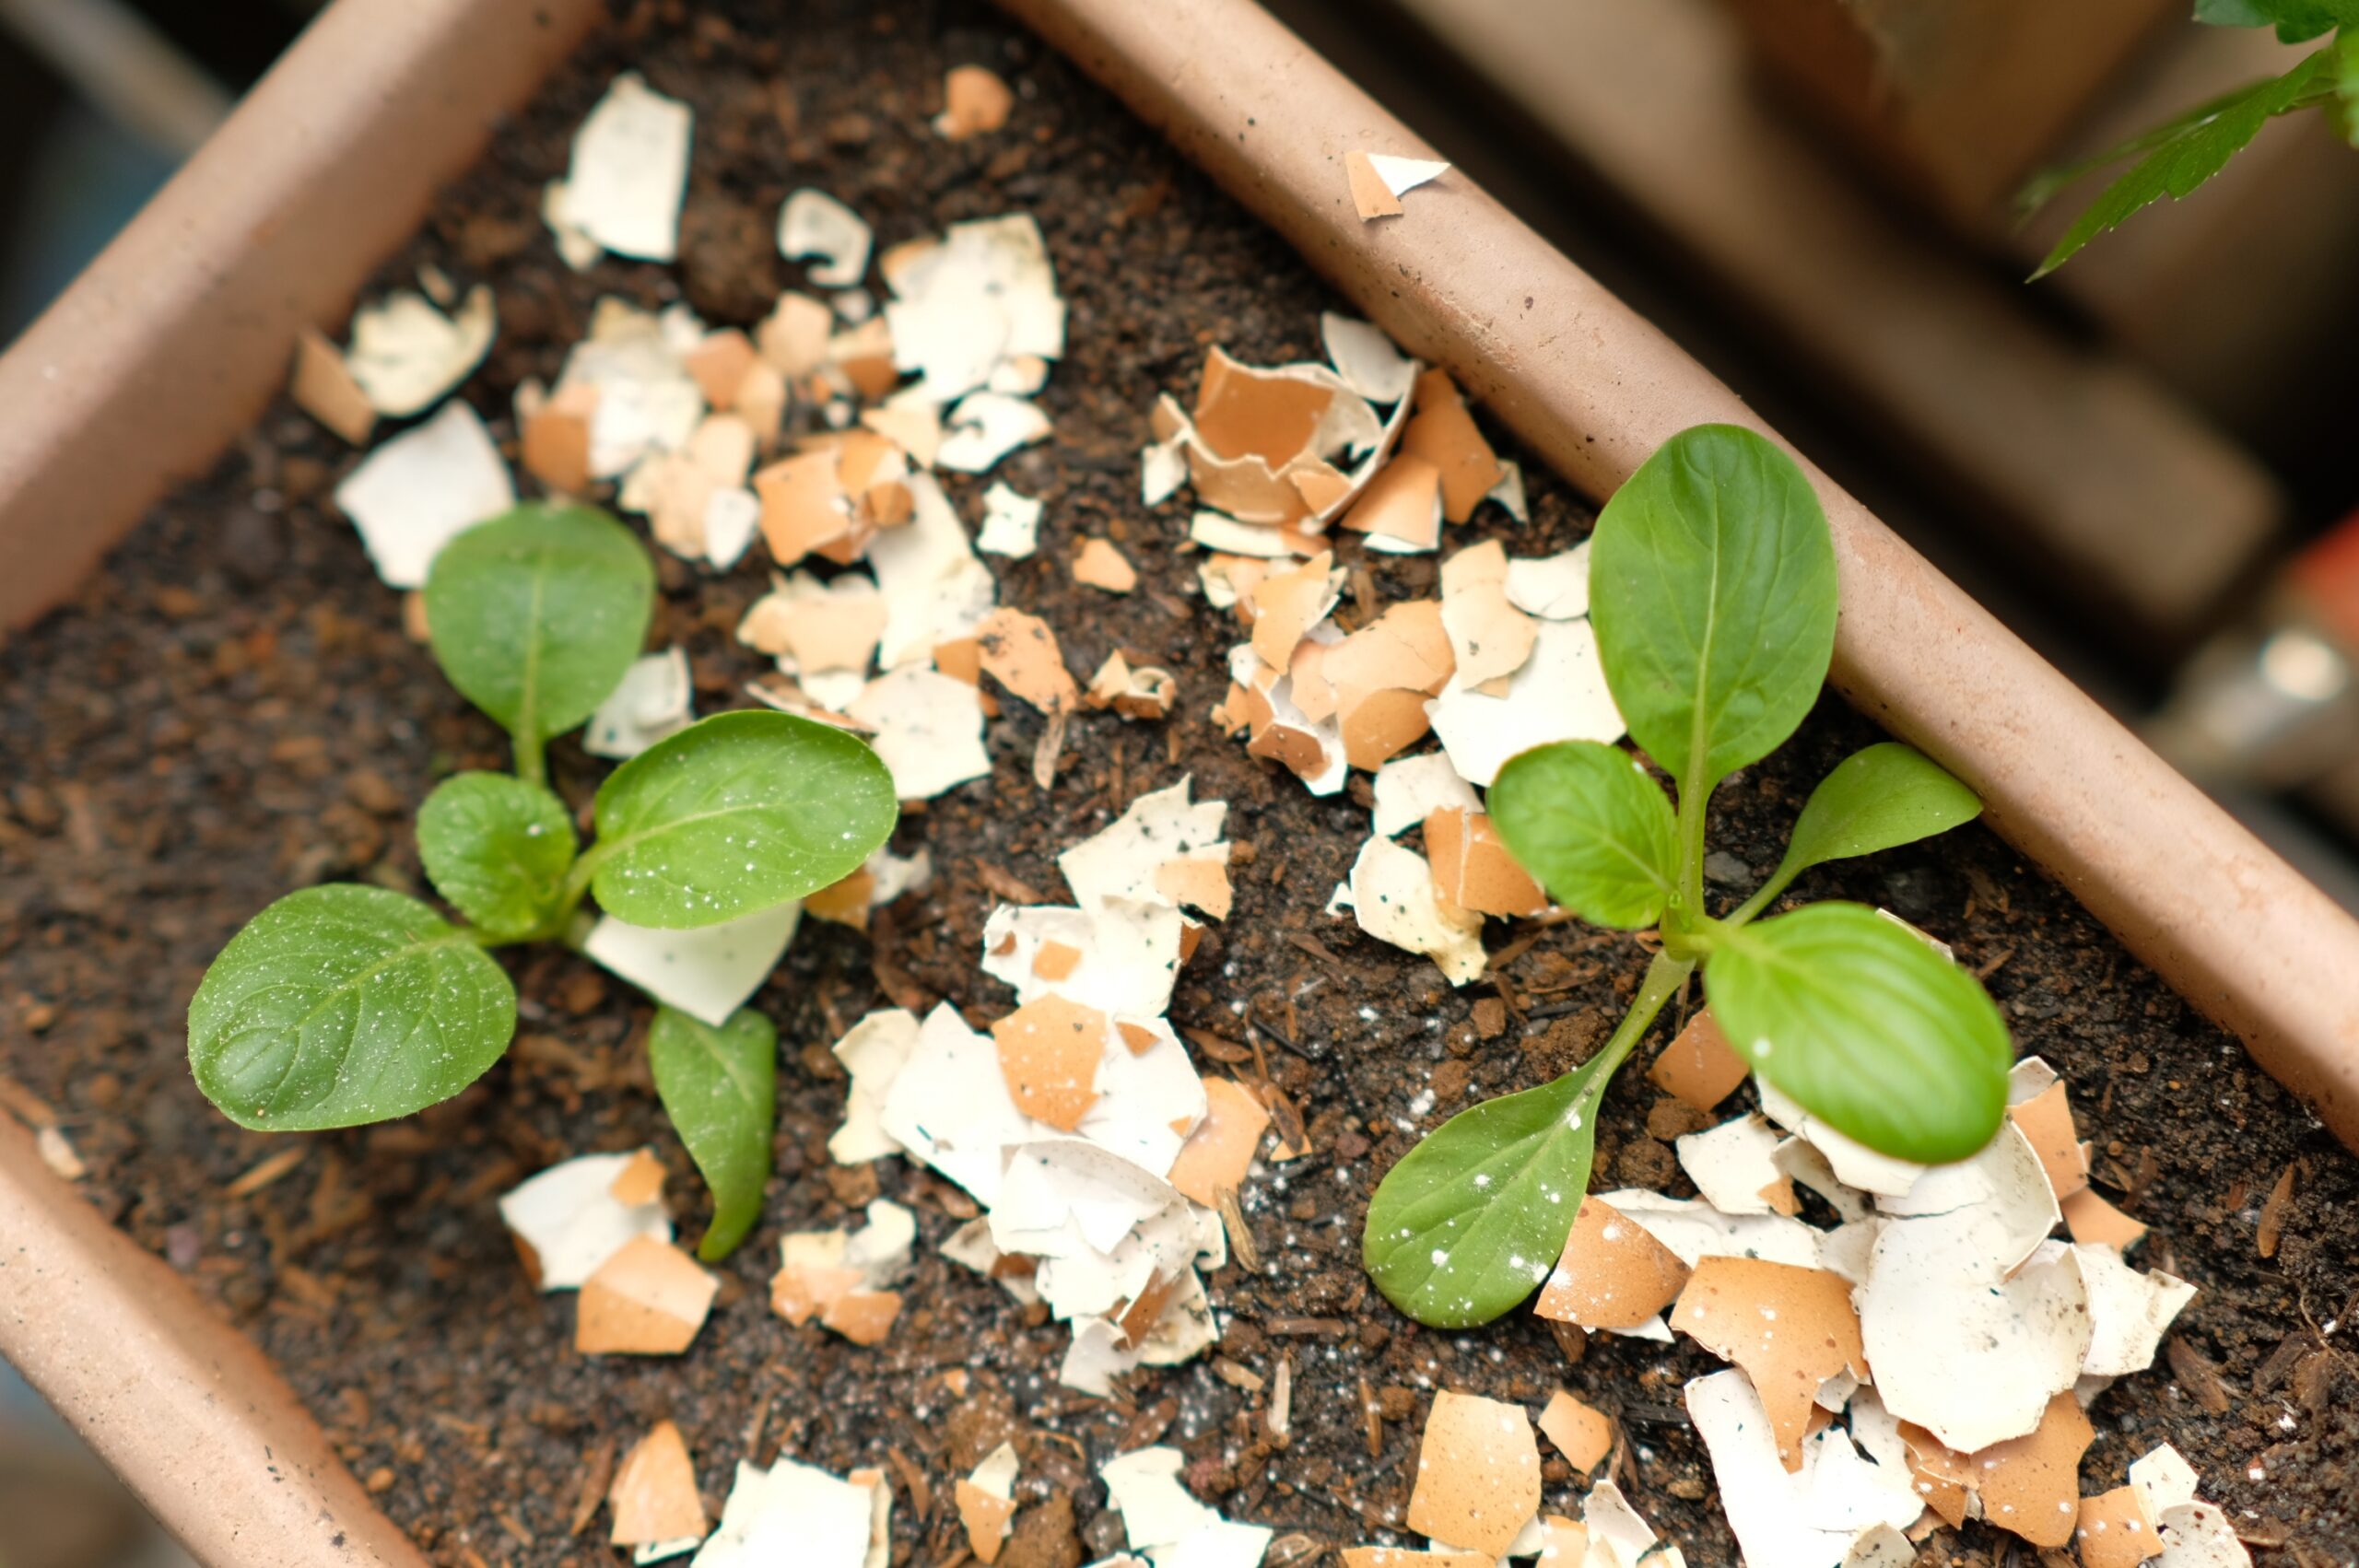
[771,1262,863,1327]
[1425,808,1546,918]
[576,1236,717,1356]
[1535,1389,1614,1475]
[1154,858,1234,921]
[2010,1081,2090,1200]
[992,993,1108,1131]
[1344,149,1404,220]
[608,1150,667,1206]
[1535,1516,1589,1564]
[1073,537,1139,593]
[755,449,853,566]
[1535,1197,1690,1330]
[290,329,377,445]
[1938,1391,2095,1549]
[938,64,1015,139]
[805,866,876,930]
[1085,651,1178,721]
[976,606,1080,714]
[1401,369,1504,524]
[1167,1078,1270,1207]
[1406,1389,1542,1558]
[1340,1552,1491,1568]
[686,328,757,409]
[757,291,832,378]
[1249,550,1343,667]
[1669,1258,1865,1472]
[2060,1187,2148,1249]
[2076,1485,2165,1568]
[1194,346,1334,468]
[1647,1009,1750,1112]
[957,1480,1018,1562]
[1032,940,1083,982]
[820,1290,903,1347]
[1341,454,1443,550]
[522,382,598,496]
[610,1420,706,1547]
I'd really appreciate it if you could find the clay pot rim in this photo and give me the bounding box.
[0,1,2353,1564]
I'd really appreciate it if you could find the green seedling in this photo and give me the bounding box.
[2022,2,2359,276]
[1362,425,2009,1328]
[186,501,898,1261]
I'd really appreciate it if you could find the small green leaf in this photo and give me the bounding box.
[1766,743,1980,897]
[1589,425,1838,795]
[1705,903,2009,1164]
[424,501,654,765]
[1363,1054,1618,1328]
[650,1005,778,1261]
[590,710,899,930]
[1489,741,1678,929]
[2025,45,2340,277]
[188,885,515,1131]
[2193,0,2356,42]
[416,772,579,940]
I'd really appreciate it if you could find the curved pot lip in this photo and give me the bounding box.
[0,1,2351,1565]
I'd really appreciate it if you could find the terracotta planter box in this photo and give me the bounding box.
[1,0,2353,1562]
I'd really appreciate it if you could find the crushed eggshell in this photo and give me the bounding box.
[333,400,516,589]
[583,902,802,1029]
[578,1235,718,1355]
[1371,752,1481,837]
[939,391,1051,473]
[2061,1187,2148,1250]
[829,1007,920,1164]
[1673,1115,1799,1218]
[289,328,376,444]
[1426,617,1623,787]
[1649,1009,1751,1112]
[611,1421,708,1550]
[1407,1390,1541,1559]
[1684,1370,1919,1568]
[1074,537,1139,593]
[344,284,497,418]
[1535,1197,1691,1331]
[1401,369,1503,524]
[955,1442,1020,1564]
[992,993,1109,1131]
[586,648,695,759]
[1321,311,1417,404]
[1346,150,1449,220]
[779,189,874,289]
[1424,807,1546,918]
[976,480,1043,557]
[1670,1257,1865,1469]
[935,64,1015,139]
[693,1457,880,1568]
[498,1150,672,1291]
[2078,1486,2165,1568]
[1332,833,1485,985]
[1536,1390,1614,1476]
[1086,651,1178,721]
[1166,1078,1270,1208]
[548,73,692,263]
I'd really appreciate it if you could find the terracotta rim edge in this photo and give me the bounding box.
[996,0,2359,1144]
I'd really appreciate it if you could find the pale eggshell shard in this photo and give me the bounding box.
[612,1421,709,1549]
[1593,1188,1825,1270]
[586,648,695,759]
[1685,1370,1919,1568]
[1166,1078,1270,1208]
[1489,459,1530,524]
[1439,544,1538,687]
[1755,1078,1928,1199]
[877,1002,1037,1205]
[1335,833,1485,985]
[333,400,516,589]
[556,300,708,480]
[1154,858,1232,920]
[1345,149,1405,219]
[2076,1244,2196,1376]
[739,569,886,677]
[1860,1227,2090,1454]
[1534,1196,1692,1330]
[1505,544,1591,620]
[938,391,1051,473]
[779,189,874,289]
[556,74,692,263]
[1060,777,1230,911]
[1873,1117,2058,1272]
[1579,1479,1677,1568]
[1649,1009,1752,1112]
[2060,1187,2148,1249]
[1675,1115,1800,1218]
[1426,616,1623,787]
[1100,1446,1219,1550]
[1157,1520,1277,1568]
[1537,1390,1614,1475]
[1402,1390,1541,1559]
[884,214,1065,404]
[1074,537,1138,593]
[830,1007,920,1164]
[992,993,1109,1131]
[980,899,1186,1019]
[1191,510,1297,557]
[1372,752,1481,837]
[2078,1487,2165,1568]
[577,1235,719,1355]
[1777,1140,1872,1226]
[870,472,997,668]
[2129,1445,2200,1516]
[1060,1267,1217,1394]
[2009,1077,2091,1200]
[977,481,1043,557]
[1086,652,1179,721]
[344,284,497,418]
[1340,1550,1492,1567]
[582,902,803,1028]
[934,64,1015,139]
[1369,153,1451,198]
[1424,807,1546,918]
[691,1457,876,1568]
[757,291,833,378]
[289,328,376,444]
[845,664,990,800]
[1670,1258,1865,1469]
[499,1152,672,1292]
[1321,311,1418,404]
[704,486,762,568]
[1143,436,1190,507]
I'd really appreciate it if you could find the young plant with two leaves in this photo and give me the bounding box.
[186,501,898,1261]
[1363,425,2013,1329]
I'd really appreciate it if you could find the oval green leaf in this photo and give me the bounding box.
[424,501,654,758]
[1590,425,1838,794]
[417,772,580,940]
[1363,1053,1617,1328]
[188,884,516,1131]
[1705,902,2009,1164]
[590,710,899,930]
[650,1005,779,1261]
[1766,743,1981,900]
[1490,741,1678,930]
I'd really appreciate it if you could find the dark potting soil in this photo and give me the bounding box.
[3,2,2356,1563]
